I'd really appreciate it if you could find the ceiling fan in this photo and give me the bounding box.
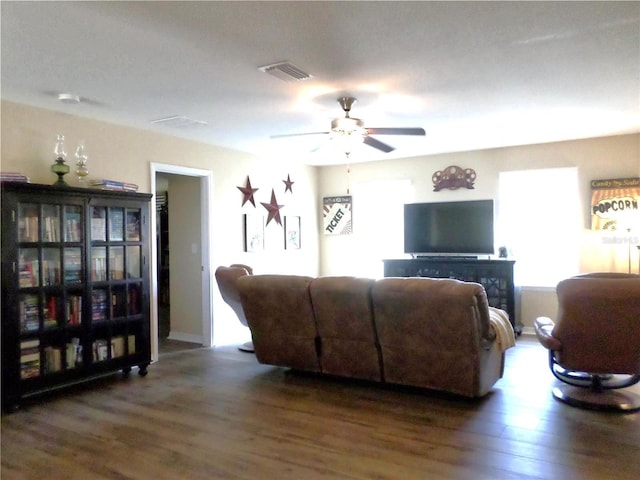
[272,97,426,155]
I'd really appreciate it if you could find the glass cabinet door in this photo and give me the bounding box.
[109,208,125,241]
[18,248,40,287]
[110,246,125,280]
[41,205,61,242]
[18,203,39,242]
[91,207,107,242]
[126,210,141,241]
[126,246,141,279]
[42,248,61,286]
[63,205,83,242]
[63,247,82,284]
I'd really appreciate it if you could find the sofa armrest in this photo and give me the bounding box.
[534,316,562,351]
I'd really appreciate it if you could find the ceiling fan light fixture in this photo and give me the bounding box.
[330,117,366,154]
[331,117,366,135]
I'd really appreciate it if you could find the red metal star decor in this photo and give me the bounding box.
[283,174,294,193]
[261,189,284,226]
[237,176,259,207]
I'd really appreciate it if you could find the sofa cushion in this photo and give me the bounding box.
[309,277,382,381]
[372,277,498,397]
[237,274,320,372]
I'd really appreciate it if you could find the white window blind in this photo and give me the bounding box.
[497,167,580,286]
[349,179,415,278]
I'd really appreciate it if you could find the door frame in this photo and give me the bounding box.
[150,163,214,361]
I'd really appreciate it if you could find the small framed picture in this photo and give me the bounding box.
[284,216,301,249]
[244,214,264,252]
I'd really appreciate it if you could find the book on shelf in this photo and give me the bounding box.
[66,295,83,326]
[42,215,60,242]
[44,346,63,373]
[19,259,39,287]
[0,172,30,183]
[90,179,139,192]
[111,336,126,358]
[92,289,108,322]
[91,217,106,241]
[18,215,39,242]
[93,339,110,362]
[19,295,40,332]
[43,295,58,329]
[127,285,140,315]
[128,335,136,355]
[63,250,82,283]
[91,254,107,281]
[111,289,127,318]
[20,339,41,379]
[42,259,61,286]
[109,253,125,280]
[66,337,82,369]
[108,209,125,241]
[64,213,83,242]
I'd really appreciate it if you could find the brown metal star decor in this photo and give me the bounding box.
[237,176,259,207]
[261,189,284,226]
[283,174,294,193]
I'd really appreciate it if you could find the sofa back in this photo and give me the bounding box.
[238,274,503,397]
[372,277,497,397]
[309,277,382,381]
[553,273,640,373]
[237,274,319,372]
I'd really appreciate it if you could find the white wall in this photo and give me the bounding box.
[317,134,640,330]
[167,175,203,342]
[1,100,321,347]
[3,101,638,335]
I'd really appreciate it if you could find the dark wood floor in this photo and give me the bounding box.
[2,336,639,479]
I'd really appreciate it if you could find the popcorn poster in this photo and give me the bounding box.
[590,177,640,230]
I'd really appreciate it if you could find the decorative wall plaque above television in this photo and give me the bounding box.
[432,165,476,191]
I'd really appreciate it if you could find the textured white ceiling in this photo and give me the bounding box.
[2,1,639,165]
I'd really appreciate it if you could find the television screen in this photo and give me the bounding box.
[404,200,494,256]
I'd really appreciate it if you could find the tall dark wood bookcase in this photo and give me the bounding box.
[1,182,152,411]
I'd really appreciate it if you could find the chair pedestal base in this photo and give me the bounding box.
[552,385,640,412]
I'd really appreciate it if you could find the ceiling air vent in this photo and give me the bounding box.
[150,115,208,129]
[258,62,312,82]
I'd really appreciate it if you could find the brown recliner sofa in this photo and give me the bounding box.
[237,275,514,398]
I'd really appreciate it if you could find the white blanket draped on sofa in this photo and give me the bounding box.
[488,307,516,352]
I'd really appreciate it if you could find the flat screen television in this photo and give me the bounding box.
[403,199,494,256]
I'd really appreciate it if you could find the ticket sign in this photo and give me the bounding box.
[323,196,352,235]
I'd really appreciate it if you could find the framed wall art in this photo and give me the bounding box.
[284,215,301,249]
[243,214,264,252]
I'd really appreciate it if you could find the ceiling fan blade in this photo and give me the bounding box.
[363,135,395,153]
[270,132,330,139]
[366,127,425,136]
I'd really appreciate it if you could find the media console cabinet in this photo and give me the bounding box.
[383,258,520,334]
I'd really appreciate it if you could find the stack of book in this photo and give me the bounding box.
[19,295,40,331]
[20,339,40,379]
[90,179,138,192]
[0,172,30,183]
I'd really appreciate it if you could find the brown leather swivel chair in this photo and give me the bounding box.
[535,273,640,411]
[215,264,254,352]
